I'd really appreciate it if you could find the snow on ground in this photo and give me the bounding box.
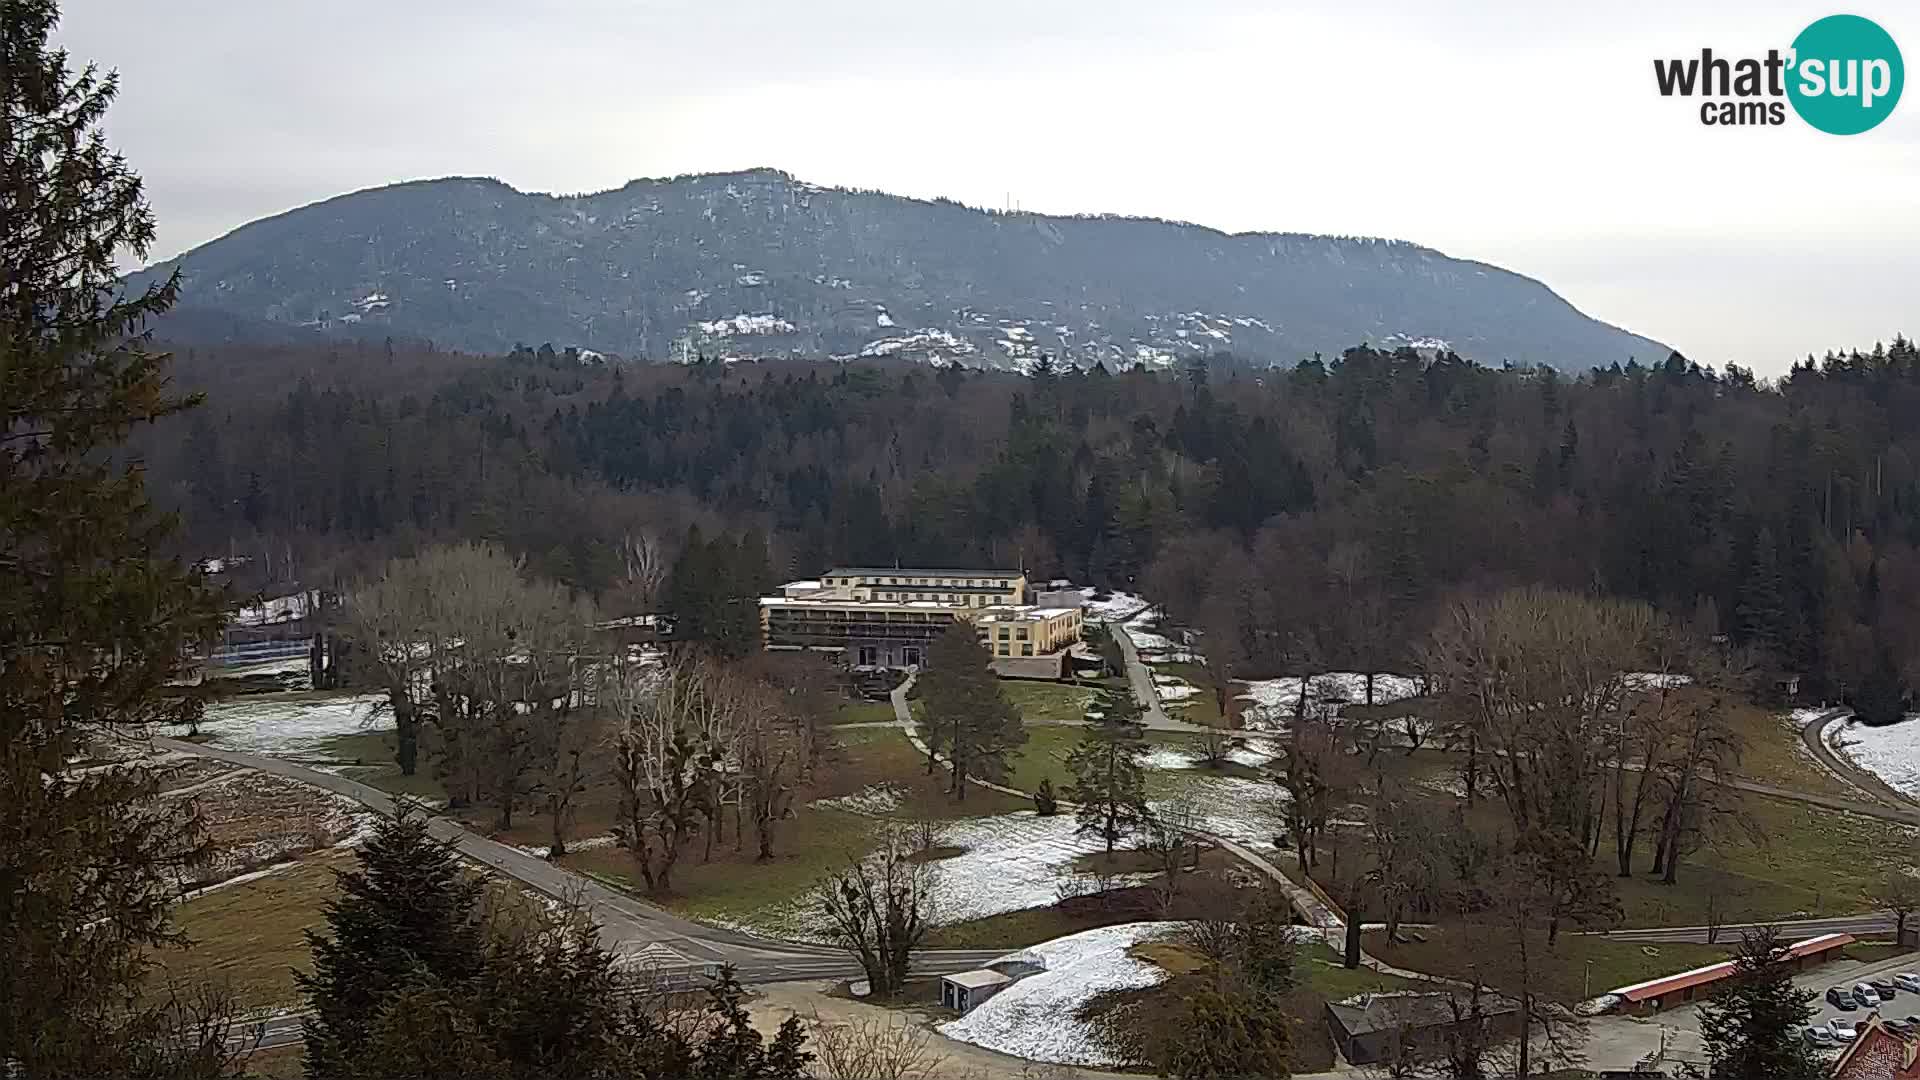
[218,655,312,679]
[1153,674,1200,703]
[1237,672,1426,728]
[514,834,620,860]
[1140,746,1198,770]
[938,922,1177,1067]
[234,592,309,626]
[727,811,1152,938]
[1623,672,1695,691]
[1149,775,1283,849]
[1140,739,1278,773]
[932,814,1146,924]
[195,693,390,758]
[811,783,905,816]
[1080,590,1150,622]
[1829,714,1920,800]
[1121,611,1176,653]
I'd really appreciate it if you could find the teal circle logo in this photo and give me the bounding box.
[1787,14,1903,134]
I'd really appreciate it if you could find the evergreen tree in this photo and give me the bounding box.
[300,803,487,1074]
[1854,643,1907,726]
[1734,529,1788,658]
[1065,686,1150,857]
[1,1,232,1072]
[302,806,814,1079]
[1694,929,1824,1080]
[1157,987,1293,1079]
[919,621,1026,800]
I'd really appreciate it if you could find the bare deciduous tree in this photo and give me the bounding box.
[819,827,938,998]
[806,1011,947,1080]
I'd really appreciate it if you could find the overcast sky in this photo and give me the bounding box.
[58,0,1918,375]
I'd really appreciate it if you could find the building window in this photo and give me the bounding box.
[1021,644,1033,656]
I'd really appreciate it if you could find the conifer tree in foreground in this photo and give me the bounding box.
[1065,685,1150,857]
[302,805,813,1079]
[918,620,1027,799]
[1,0,234,1073]
[1692,927,1824,1080]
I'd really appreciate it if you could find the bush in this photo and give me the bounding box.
[1034,777,1059,815]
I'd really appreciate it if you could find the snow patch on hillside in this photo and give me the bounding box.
[938,922,1176,1066]
[1829,715,1920,800]
[196,693,389,758]
[855,329,976,359]
[696,313,794,337]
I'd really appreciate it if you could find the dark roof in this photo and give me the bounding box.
[1326,992,1519,1037]
[827,568,1024,580]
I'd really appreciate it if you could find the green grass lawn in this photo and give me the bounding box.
[1317,747,1912,929]
[1609,794,1915,926]
[1365,926,1731,1004]
[833,700,897,726]
[1003,680,1098,724]
[1722,700,1855,796]
[1000,725,1082,794]
[148,851,352,1010]
[570,805,884,928]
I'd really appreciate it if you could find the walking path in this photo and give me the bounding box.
[886,677,1445,984]
[1107,615,1213,734]
[147,735,1010,970]
[1799,706,1919,809]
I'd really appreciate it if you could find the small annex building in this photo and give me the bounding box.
[940,969,1013,1013]
[1325,990,1520,1066]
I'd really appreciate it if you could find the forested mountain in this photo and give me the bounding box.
[147,337,1920,707]
[130,168,1667,372]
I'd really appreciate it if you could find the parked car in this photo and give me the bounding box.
[1805,1025,1837,1048]
[1872,977,1901,999]
[1895,973,1920,993]
[1886,1018,1916,1037]
[1854,983,1883,1008]
[1830,986,1859,1010]
[1830,1019,1860,1042]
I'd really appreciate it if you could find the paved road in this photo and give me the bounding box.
[1597,913,1899,945]
[1107,614,1212,734]
[151,735,1011,980]
[1800,707,1920,810]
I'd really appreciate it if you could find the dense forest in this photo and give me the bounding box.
[141,336,1920,706]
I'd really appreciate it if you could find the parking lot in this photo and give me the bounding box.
[1802,951,1920,1042]
[1640,947,1920,1065]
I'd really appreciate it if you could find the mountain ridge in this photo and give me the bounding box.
[134,167,1671,372]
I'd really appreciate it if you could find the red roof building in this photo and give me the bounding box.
[1609,933,1855,1013]
[1831,1014,1920,1079]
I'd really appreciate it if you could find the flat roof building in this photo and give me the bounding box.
[759,569,1079,677]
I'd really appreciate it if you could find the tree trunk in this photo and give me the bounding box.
[548,795,567,859]
[1463,734,1478,804]
[394,696,418,776]
[1344,885,1365,969]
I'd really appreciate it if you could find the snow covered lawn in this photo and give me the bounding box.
[195,693,391,759]
[722,811,1154,939]
[1081,589,1150,622]
[1237,672,1425,728]
[1829,714,1920,800]
[937,922,1177,1066]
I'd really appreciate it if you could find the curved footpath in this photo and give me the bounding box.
[1108,616,1214,734]
[1800,706,1920,810]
